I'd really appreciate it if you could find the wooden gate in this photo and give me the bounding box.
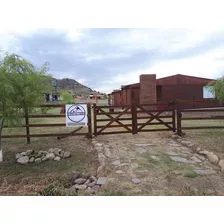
[93,103,176,136]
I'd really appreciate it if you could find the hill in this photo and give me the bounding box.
[52,78,103,97]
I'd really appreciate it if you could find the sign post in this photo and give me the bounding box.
[66,104,88,127]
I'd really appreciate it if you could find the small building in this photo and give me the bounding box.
[109,74,222,109]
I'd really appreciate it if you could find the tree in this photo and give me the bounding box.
[61,91,75,104]
[207,76,224,101]
[0,53,51,161]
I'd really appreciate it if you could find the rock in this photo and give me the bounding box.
[135,144,155,146]
[97,165,105,177]
[41,156,48,162]
[206,152,219,164]
[95,147,103,153]
[190,156,202,163]
[135,148,147,154]
[92,185,100,192]
[95,143,103,147]
[74,184,87,190]
[98,153,106,166]
[84,179,91,185]
[66,185,77,194]
[195,154,205,161]
[132,178,141,184]
[104,148,112,158]
[21,152,26,156]
[46,153,55,160]
[17,156,29,164]
[16,153,21,159]
[97,177,107,185]
[35,158,41,163]
[54,156,61,161]
[29,157,35,163]
[90,176,98,182]
[38,151,48,157]
[193,169,216,175]
[196,147,201,153]
[87,181,96,187]
[198,150,209,155]
[218,160,224,172]
[166,152,179,156]
[116,170,124,174]
[168,143,180,147]
[135,170,150,173]
[120,163,129,167]
[112,160,120,166]
[68,172,81,184]
[48,148,56,153]
[86,188,95,194]
[74,178,87,184]
[150,156,160,161]
[25,149,34,156]
[170,156,191,163]
[63,151,71,159]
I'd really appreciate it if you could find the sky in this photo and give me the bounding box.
[0,1,224,94]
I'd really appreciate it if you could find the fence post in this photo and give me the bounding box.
[172,108,176,132]
[24,109,31,144]
[132,103,138,134]
[87,103,92,138]
[93,103,97,137]
[176,108,182,136]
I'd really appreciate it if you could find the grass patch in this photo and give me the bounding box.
[183,170,199,178]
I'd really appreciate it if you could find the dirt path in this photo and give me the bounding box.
[95,132,224,196]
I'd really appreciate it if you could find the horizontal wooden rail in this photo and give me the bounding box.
[4,123,66,128]
[96,122,173,129]
[96,131,132,135]
[181,126,224,130]
[39,104,65,108]
[96,117,132,122]
[137,116,173,119]
[182,117,224,120]
[0,132,87,139]
[28,114,65,118]
[140,128,171,132]
[181,108,224,112]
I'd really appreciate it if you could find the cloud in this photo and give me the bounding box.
[1,27,224,94]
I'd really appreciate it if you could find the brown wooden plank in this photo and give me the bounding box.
[28,114,65,118]
[137,116,172,119]
[93,104,98,136]
[140,129,171,132]
[97,131,132,135]
[87,103,92,138]
[4,123,65,128]
[96,122,173,128]
[0,132,87,138]
[182,126,224,130]
[97,117,132,122]
[57,126,83,139]
[39,104,65,108]
[96,111,132,115]
[181,108,224,112]
[182,117,224,120]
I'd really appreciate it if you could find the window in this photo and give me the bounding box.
[203,86,215,99]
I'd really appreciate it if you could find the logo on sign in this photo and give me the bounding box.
[67,105,86,123]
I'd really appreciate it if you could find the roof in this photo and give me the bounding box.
[121,83,140,89]
[157,74,215,81]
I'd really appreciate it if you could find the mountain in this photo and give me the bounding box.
[52,78,103,97]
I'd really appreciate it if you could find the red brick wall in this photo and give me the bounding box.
[160,84,203,101]
[140,74,157,104]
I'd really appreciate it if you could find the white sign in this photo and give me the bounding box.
[66,104,88,127]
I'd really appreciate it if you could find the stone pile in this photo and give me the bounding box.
[66,173,107,194]
[16,148,71,164]
[172,134,224,172]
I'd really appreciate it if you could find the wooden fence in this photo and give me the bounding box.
[1,102,224,143]
[176,107,224,135]
[1,104,92,143]
[93,103,176,136]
